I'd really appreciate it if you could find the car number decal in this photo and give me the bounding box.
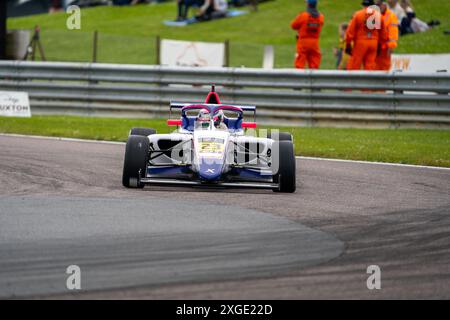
[199,142,224,154]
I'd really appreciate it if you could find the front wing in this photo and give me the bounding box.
[140,177,279,190]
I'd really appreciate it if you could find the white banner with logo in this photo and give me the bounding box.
[0,91,31,117]
[391,54,450,73]
[160,39,225,68]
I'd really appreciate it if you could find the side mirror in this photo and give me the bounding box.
[242,122,257,129]
[167,119,182,126]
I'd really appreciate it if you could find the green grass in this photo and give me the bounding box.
[7,0,450,69]
[1,115,449,167]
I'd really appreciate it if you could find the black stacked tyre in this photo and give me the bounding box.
[272,140,296,193]
[122,135,149,188]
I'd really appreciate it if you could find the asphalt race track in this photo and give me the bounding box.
[0,135,449,299]
[0,197,342,298]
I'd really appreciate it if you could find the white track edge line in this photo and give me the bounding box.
[298,156,450,171]
[1,133,449,171]
[0,133,125,145]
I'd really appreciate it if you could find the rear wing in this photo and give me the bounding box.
[170,102,257,121]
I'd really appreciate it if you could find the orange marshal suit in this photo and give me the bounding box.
[291,11,325,69]
[376,8,399,70]
[346,7,387,71]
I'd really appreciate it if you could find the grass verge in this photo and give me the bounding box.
[1,115,449,167]
[7,0,450,69]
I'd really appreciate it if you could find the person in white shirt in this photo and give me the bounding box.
[387,0,406,22]
[402,2,428,33]
[400,0,440,33]
[393,0,441,35]
[196,0,228,21]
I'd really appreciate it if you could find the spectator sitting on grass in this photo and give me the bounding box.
[176,0,204,21]
[387,0,440,35]
[399,0,440,35]
[195,0,228,21]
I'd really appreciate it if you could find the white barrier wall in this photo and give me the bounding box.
[0,91,31,117]
[160,39,225,68]
[391,54,450,73]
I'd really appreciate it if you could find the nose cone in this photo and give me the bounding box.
[198,161,223,181]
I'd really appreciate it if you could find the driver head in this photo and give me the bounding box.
[213,110,224,128]
[197,109,211,128]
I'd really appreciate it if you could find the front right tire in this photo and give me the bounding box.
[122,135,149,188]
[130,127,156,137]
[268,131,293,141]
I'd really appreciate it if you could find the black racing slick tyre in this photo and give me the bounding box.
[272,141,296,193]
[130,128,157,137]
[268,131,293,141]
[122,135,149,188]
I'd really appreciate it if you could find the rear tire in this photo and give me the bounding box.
[130,128,156,137]
[272,141,296,193]
[268,131,293,141]
[122,135,149,188]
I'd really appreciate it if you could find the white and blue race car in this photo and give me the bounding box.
[122,86,296,193]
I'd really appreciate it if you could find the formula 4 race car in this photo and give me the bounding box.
[122,86,296,193]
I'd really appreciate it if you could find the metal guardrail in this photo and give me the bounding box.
[0,60,449,128]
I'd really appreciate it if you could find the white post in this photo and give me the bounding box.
[262,45,274,70]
